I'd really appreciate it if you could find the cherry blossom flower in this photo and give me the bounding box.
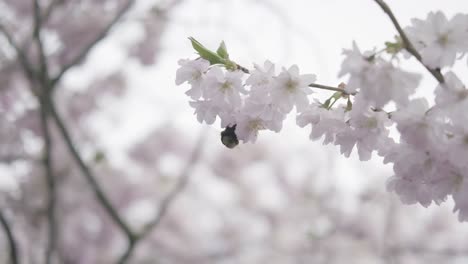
[245,60,276,104]
[338,42,375,94]
[297,103,347,144]
[242,99,285,133]
[234,114,266,143]
[189,100,220,125]
[176,58,210,99]
[444,124,468,171]
[271,65,316,113]
[435,71,468,107]
[391,98,440,151]
[340,43,421,109]
[385,143,460,208]
[203,66,246,109]
[335,109,392,161]
[405,11,468,68]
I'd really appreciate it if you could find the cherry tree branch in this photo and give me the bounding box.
[372,0,445,83]
[47,99,136,241]
[50,0,136,88]
[0,210,19,264]
[117,133,206,264]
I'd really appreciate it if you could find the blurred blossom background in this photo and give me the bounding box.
[1,0,468,263]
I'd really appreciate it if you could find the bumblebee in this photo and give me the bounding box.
[220,125,239,149]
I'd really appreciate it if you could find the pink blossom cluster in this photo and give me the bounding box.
[176,11,468,222]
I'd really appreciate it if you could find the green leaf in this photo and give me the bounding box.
[332,91,342,100]
[188,37,225,65]
[384,35,404,54]
[322,98,332,109]
[322,92,343,110]
[216,41,229,59]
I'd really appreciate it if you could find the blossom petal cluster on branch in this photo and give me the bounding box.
[177,7,468,223]
[176,56,316,143]
[405,11,468,68]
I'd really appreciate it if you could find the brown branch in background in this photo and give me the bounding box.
[42,0,64,23]
[372,0,445,83]
[6,0,188,262]
[50,0,136,88]
[142,133,205,236]
[0,210,19,264]
[117,133,206,264]
[33,0,139,249]
[47,99,136,241]
[39,98,56,264]
[32,1,57,262]
[33,0,50,86]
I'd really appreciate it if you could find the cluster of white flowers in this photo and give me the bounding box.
[176,11,468,222]
[176,59,316,143]
[405,11,468,68]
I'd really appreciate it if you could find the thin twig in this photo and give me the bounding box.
[236,63,352,95]
[142,133,205,236]
[236,62,352,95]
[117,133,206,264]
[20,0,65,57]
[373,0,445,83]
[47,99,135,241]
[50,0,136,88]
[0,210,19,264]
[0,24,37,86]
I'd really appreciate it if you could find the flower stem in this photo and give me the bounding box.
[309,83,354,95]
